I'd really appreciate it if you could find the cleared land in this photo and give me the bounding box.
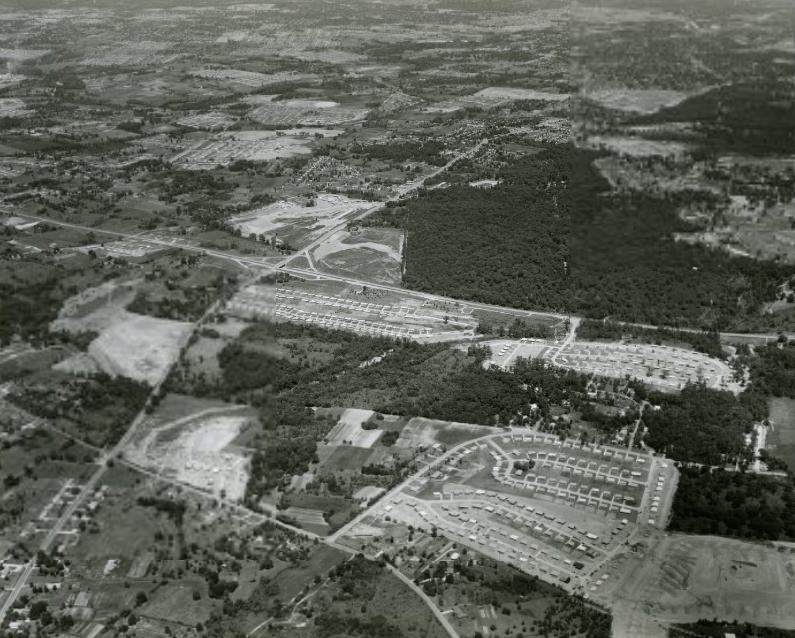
[325,408,381,447]
[609,534,795,637]
[125,402,254,501]
[87,312,192,385]
[311,226,404,285]
[247,97,369,126]
[584,88,690,114]
[228,192,369,248]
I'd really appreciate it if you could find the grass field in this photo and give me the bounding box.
[768,397,795,472]
[395,417,493,448]
[139,583,212,626]
[271,543,346,603]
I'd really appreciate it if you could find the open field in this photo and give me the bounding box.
[0,98,30,118]
[0,74,24,90]
[0,48,49,61]
[51,284,191,385]
[585,135,689,158]
[51,279,141,331]
[311,226,404,286]
[190,68,318,88]
[608,534,795,636]
[87,312,192,385]
[324,408,381,447]
[425,86,569,112]
[395,417,493,448]
[247,97,369,127]
[584,88,690,114]
[175,111,236,131]
[768,397,795,472]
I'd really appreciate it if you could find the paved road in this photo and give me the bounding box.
[280,137,490,273]
[627,400,650,451]
[386,564,460,638]
[12,211,794,344]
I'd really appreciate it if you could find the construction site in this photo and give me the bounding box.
[225,278,478,342]
[483,338,735,393]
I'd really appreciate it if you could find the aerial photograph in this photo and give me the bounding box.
[0,0,794,636]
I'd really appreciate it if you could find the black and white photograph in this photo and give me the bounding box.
[0,0,794,636]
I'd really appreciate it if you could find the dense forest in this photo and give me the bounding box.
[170,321,589,427]
[353,139,448,167]
[394,144,787,330]
[669,466,795,540]
[642,384,759,466]
[633,80,795,156]
[747,340,795,399]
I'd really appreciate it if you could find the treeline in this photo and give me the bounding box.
[247,436,319,494]
[578,403,637,435]
[174,320,589,426]
[634,79,795,156]
[670,466,795,541]
[747,340,795,399]
[353,139,448,166]
[642,384,760,466]
[566,189,785,329]
[315,613,405,638]
[671,620,795,638]
[476,316,554,339]
[126,288,215,322]
[575,319,722,358]
[0,274,72,346]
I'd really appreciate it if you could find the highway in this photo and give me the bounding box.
[12,210,792,344]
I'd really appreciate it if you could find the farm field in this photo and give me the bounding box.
[584,88,691,114]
